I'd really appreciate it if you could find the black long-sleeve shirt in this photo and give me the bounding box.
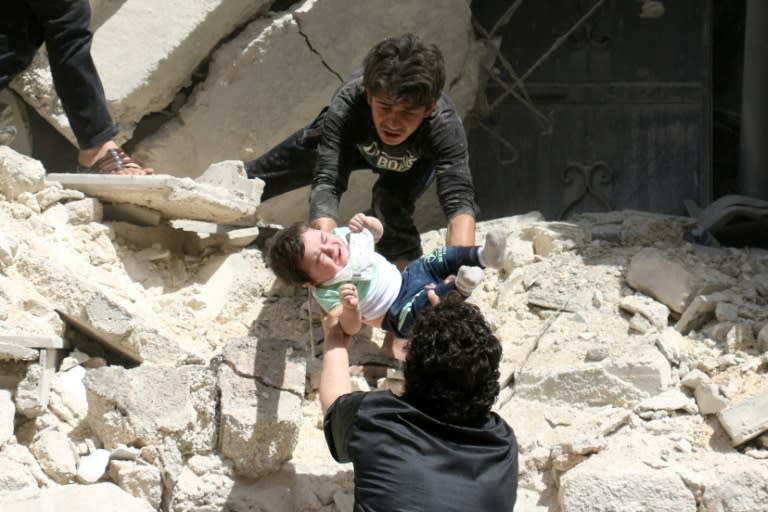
[309,73,478,223]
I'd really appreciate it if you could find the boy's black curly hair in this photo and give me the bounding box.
[363,33,446,109]
[267,221,312,286]
[403,292,501,425]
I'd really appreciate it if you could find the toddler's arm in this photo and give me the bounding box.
[348,213,384,242]
[337,283,362,335]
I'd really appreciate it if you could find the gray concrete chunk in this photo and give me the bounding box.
[48,174,257,224]
[717,389,768,445]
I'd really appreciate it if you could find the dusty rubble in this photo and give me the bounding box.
[0,146,767,511]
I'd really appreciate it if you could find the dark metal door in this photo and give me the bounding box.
[469,0,712,220]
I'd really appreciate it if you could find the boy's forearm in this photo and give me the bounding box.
[320,339,352,414]
[320,314,353,414]
[365,215,384,242]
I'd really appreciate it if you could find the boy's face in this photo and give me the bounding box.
[367,92,435,146]
[299,228,349,285]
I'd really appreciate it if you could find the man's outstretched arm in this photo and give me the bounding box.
[446,212,476,247]
[320,311,353,415]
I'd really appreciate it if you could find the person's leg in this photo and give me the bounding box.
[0,3,41,146]
[27,0,116,150]
[383,255,459,337]
[370,179,422,267]
[0,2,43,90]
[243,109,326,200]
[25,0,150,174]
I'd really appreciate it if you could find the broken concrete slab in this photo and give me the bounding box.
[84,365,217,453]
[47,173,258,224]
[133,0,483,179]
[10,0,273,146]
[0,146,46,201]
[0,335,70,410]
[626,248,732,313]
[717,389,768,445]
[619,294,671,330]
[514,329,672,408]
[0,343,38,361]
[559,456,696,511]
[14,249,188,365]
[675,295,718,334]
[218,337,304,478]
[2,482,155,512]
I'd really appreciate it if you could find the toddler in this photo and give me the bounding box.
[268,213,506,337]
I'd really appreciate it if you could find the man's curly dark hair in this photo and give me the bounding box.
[363,33,446,109]
[267,221,312,286]
[403,292,501,425]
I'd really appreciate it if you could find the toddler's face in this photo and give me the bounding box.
[300,228,349,284]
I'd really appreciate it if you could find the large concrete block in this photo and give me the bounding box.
[11,0,272,145]
[84,365,217,453]
[559,458,696,511]
[133,0,481,178]
[217,337,305,479]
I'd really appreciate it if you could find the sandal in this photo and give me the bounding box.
[76,147,153,175]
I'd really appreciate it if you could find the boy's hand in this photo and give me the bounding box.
[348,213,369,233]
[348,212,384,242]
[339,283,359,309]
[423,274,455,305]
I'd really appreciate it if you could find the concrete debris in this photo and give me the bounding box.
[0,169,759,512]
[0,3,767,506]
[47,173,258,225]
[718,389,768,446]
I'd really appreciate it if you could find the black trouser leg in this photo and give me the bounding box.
[0,1,43,90]
[244,109,326,200]
[25,0,117,149]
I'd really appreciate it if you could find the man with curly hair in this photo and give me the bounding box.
[320,293,518,510]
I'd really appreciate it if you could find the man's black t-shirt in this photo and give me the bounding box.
[324,391,518,511]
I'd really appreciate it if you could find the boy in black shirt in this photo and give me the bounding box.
[246,33,478,266]
[249,33,479,366]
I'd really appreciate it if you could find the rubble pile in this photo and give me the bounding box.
[0,146,766,511]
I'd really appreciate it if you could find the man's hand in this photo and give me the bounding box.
[339,283,359,310]
[312,216,338,233]
[348,213,384,242]
[446,213,476,247]
[322,309,352,350]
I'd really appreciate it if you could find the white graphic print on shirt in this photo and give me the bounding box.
[357,141,418,173]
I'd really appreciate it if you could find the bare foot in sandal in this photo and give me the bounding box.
[78,141,154,175]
